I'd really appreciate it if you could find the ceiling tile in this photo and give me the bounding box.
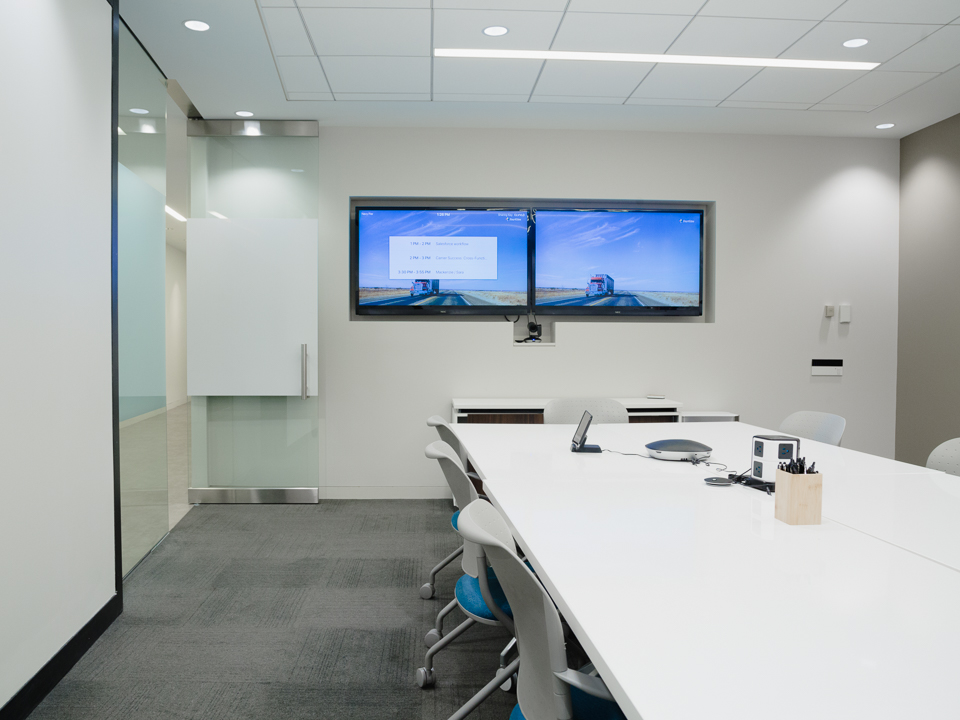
[781,22,939,63]
[721,100,813,109]
[881,26,960,72]
[826,0,960,24]
[822,70,938,105]
[532,60,653,97]
[667,17,817,57]
[286,91,334,100]
[433,57,543,94]
[530,95,626,104]
[433,93,530,101]
[808,103,877,111]
[729,68,864,103]
[698,0,845,20]
[334,93,430,100]
[552,12,691,53]
[567,0,704,13]
[298,0,429,6]
[631,64,759,100]
[625,97,720,106]
[260,8,314,56]
[434,9,563,51]
[435,0,567,9]
[258,0,296,7]
[276,56,329,92]
[320,56,431,93]
[300,8,430,56]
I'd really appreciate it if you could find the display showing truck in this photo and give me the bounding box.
[410,279,440,296]
[586,274,614,296]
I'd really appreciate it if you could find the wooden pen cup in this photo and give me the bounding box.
[774,469,822,525]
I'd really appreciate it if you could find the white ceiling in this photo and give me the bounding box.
[120,0,960,138]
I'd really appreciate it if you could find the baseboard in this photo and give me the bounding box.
[0,594,122,720]
[320,486,452,500]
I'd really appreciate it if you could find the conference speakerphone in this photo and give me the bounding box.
[645,439,712,462]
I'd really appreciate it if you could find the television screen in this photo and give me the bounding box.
[355,208,530,314]
[534,209,703,315]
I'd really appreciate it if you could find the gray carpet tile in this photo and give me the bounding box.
[29,501,518,720]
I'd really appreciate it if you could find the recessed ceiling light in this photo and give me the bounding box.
[876,123,895,129]
[291,169,304,173]
[129,108,149,114]
[209,211,228,219]
[184,20,210,32]
[235,111,254,117]
[843,38,869,48]
[483,26,508,37]
[165,206,187,222]
[117,127,126,136]
[434,48,879,71]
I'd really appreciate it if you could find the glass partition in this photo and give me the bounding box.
[118,24,168,573]
[188,133,322,499]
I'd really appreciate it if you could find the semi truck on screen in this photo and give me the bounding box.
[410,279,440,296]
[586,274,614,297]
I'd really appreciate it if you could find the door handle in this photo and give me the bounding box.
[301,344,308,400]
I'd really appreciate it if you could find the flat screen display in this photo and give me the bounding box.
[356,208,529,313]
[534,209,703,315]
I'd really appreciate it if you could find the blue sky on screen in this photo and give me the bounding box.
[535,211,701,292]
[358,209,528,290]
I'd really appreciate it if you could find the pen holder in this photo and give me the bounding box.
[774,469,822,525]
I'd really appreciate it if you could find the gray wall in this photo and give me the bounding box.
[897,112,960,466]
[317,127,901,497]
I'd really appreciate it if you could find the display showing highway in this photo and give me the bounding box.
[537,291,671,307]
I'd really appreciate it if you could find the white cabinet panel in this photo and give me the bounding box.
[187,219,318,396]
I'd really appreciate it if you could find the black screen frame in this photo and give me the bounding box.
[352,204,533,317]
[532,206,705,318]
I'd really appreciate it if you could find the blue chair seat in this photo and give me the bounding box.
[451,510,460,530]
[455,567,512,622]
[510,684,627,720]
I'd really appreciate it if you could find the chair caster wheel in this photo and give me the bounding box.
[416,667,436,688]
[499,671,518,694]
[419,583,435,599]
[424,628,442,648]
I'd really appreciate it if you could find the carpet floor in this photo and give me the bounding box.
[30,501,518,720]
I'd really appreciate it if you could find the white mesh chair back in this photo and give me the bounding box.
[425,440,481,576]
[543,398,628,425]
[457,500,573,720]
[779,411,846,446]
[427,415,465,457]
[927,438,960,476]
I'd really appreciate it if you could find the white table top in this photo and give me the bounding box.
[453,421,960,720]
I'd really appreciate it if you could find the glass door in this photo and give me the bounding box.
[186,127,322,502]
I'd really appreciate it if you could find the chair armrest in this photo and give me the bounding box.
[553,669,615,702]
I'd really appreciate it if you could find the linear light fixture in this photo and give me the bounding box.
[165,205,187,222]
[434,48,879,71]
[209,211,228,219]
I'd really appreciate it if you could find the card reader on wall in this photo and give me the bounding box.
[812,359,843,376]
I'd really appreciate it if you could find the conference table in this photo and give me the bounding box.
[452,421,960,720]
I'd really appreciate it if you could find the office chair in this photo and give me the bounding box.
[418,443,517,694]
[421,416,483,600]
[455,499,628,720]
[543,398,629,425]
[779,410,846,446]
[927,438,960,476]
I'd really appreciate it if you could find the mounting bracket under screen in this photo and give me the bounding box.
[571,411,601,453]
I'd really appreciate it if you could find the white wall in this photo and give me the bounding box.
[317,127,900,498]
[166,244,188,408]
[0,0,114,706]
